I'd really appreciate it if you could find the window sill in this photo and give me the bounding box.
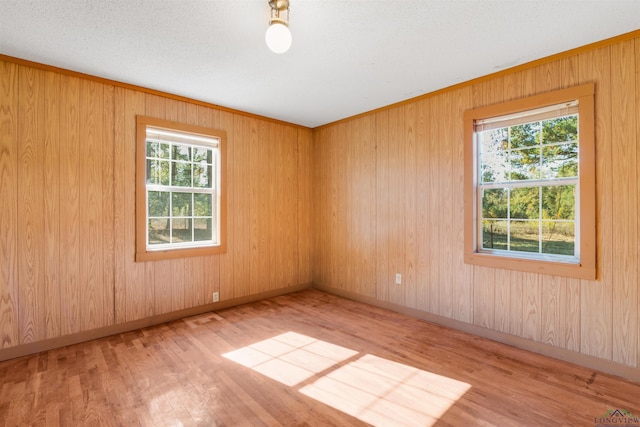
[136,244,226,262]
[464,252,596,280]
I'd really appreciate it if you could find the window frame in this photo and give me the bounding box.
[136,116,227,262]
[464,83,596,279]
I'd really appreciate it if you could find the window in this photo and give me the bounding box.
[464,84,595,279]
[136,116,226,261]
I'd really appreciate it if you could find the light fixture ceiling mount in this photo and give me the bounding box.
[266,0,292,54]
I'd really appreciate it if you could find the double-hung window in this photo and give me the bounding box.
[464,84,595,279]
[136,116,226,261]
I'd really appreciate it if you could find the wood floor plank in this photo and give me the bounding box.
[0,289,638,426]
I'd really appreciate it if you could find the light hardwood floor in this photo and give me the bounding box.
[1,289,639,426]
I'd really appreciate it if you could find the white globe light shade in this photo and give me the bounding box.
[265,23,292,54]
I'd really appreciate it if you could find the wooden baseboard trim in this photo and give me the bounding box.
[313,284,640,383]
[0,283,312,362]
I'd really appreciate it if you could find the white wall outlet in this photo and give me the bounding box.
[395,273,402,285]
[213,292,220,302]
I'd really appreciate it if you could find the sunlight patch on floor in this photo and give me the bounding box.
[223,332,470,426]
[299,354,471,427]
[222,331,358,386]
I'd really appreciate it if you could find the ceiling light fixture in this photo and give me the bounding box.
[266,0,291,54]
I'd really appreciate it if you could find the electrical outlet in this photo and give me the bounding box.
[213,292,219,302]
[395,273,402,285]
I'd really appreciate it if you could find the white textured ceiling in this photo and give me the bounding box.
[1,1,639,128]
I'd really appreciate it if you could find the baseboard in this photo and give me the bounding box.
[0,283,312,362]
[313,283,640,383]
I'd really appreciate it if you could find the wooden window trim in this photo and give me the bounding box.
[135,116,227,262]
[463,83,596,279]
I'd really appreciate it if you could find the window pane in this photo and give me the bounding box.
[172,162,192,187]
[146,141,159,158]
[542,185,575,220]
[542,221,574,255]
[480,151,508,183]
[194,193,212,216]
[148,191,170,217]
[482,220,508,250]
[193,147,213,163]
[171,218,192,243]
[542,143,578,178]
[482,188,508,219]
[542,115,577,144]
[148,218,170,245]
[510,220,539,253]
[479,128,508,153]
[194,218,213,242]
[158,142,170,159]
[146,160,170,185]
[193,163,212,188]
[509,147,540,180]
[146,159,159,184]
[172,192,192,217]
[173,144,191,161]
[510,123,540,148]
[510,187,539,219]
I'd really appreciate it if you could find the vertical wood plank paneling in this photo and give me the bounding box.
[253,120,269,294]
[312,129,325,288]
[79,79,104,329]
[0,61,19,349]
[452,86,474,324]
[438,93,454,317]
[281,125,298,290]
[404,103,417,309]
[541,275,563,347]
[427,97,441,313]
[473,267,495,329]
[375,110,390,302]
[610,40,638,367]
[522,272,541,341]
[228,114,250,299]
[297,128,313,286]
[334,122,347,292]
[344,121,355,293]
[387,107,405,306]
[113,87,127,324]
[637,37,640,369]
[508,271,524,336]
[218,109,236,300]
[415,99,430,312]
[17,65,44,343]
[102,84,115,327]
[578,46,613,361]
[43,70,61,338]
[563,278,581,352]
[59,74,81,335]
[363,116,377,297]
[198,105,221,303]
[122,88,147,322]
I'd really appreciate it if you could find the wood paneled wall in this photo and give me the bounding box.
[0,58,313,350]
[313,36,640,369]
